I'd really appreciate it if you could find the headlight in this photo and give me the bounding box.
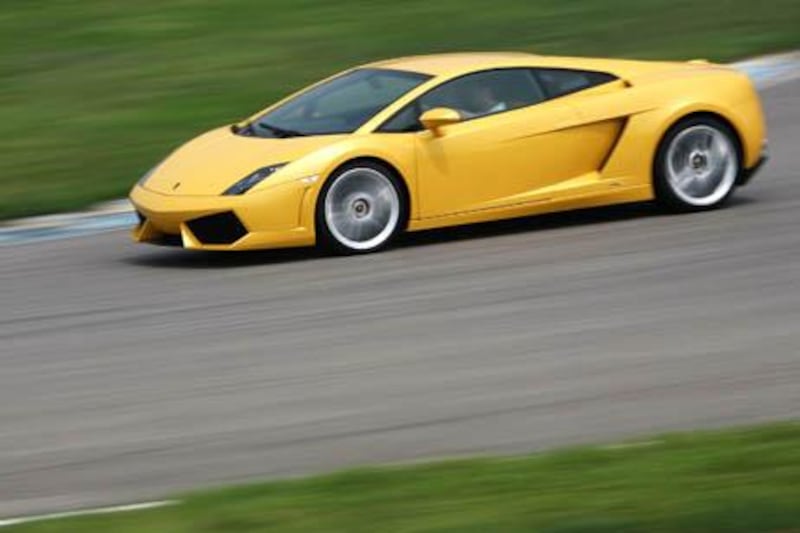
[223,163,288,195]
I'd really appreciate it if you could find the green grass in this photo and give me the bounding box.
[1,0,799,219]
[7,422,800,532]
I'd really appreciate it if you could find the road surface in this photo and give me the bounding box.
[1,79,798,517]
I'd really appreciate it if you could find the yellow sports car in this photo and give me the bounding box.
[131,52,767,253]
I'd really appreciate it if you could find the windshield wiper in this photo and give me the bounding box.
[257,122,307,138]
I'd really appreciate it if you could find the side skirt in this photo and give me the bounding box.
[407,184,653,232]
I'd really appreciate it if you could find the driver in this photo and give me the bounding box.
[463,84,507,117]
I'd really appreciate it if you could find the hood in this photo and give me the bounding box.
[144,127,347,196]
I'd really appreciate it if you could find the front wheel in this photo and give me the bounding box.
[316,162,406,254]
[654,117,741,211]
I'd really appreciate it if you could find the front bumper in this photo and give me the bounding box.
[129,183,315,251]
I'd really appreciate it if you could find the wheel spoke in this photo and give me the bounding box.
[673,171,695,189]
[711,137,730,168]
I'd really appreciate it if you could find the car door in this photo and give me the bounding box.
[412,69,588,218]
[379,68,632,219]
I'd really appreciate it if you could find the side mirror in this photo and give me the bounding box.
[419,107,461,135]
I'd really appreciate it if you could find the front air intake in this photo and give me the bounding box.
[185,211,248,245]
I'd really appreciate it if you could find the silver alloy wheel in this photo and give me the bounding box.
[323,167,401,251]
[665,125,738,207]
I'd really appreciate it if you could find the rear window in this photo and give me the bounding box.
[533,69,617,99]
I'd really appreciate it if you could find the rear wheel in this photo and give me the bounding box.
[316,161,406,254]
[654,116,740,211]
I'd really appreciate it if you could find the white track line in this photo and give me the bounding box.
[0,500,178,528]
[733,51,800,89]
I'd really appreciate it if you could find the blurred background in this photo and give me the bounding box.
[2,2,800,531]
[1,0,799,219]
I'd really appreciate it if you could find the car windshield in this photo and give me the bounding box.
[245,68,431,137]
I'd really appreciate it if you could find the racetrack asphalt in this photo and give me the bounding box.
[1,79,799,518]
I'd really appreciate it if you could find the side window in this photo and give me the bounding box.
[533,69,617,99]
[380,69,547,132]
[379,102,422,133]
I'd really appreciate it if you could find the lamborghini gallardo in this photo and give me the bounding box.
[131,52,767,253]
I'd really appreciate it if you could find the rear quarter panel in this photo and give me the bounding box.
[643,67,765,167]
[584,66,766,192]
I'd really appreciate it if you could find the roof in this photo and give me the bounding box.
[365,52,713,81]
[367,52,538,76]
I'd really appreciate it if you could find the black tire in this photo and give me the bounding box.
[315,160,408,255]
[653,116,742,212]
